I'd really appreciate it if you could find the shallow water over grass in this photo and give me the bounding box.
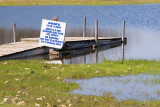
[66,73,160,101]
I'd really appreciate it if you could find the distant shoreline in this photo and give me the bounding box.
[0,0,160,6]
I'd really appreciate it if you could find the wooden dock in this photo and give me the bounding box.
[0,37,127,60]
[0,17,127,60]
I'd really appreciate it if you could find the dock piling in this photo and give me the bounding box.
[83,17,86,37]
[13,23,16,42]
[95,20,98,44]
[122,20,125,43]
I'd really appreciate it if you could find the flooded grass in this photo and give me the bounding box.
[0,0,160,6]
[66,74,160,101]
[0,60,160,106]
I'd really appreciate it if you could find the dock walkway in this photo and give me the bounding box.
[0,37,126,60]
[0,42,39,57]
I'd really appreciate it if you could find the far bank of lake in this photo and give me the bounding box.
[0,0,160,6]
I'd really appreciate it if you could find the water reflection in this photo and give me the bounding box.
[121,42,124,61]
[20,42,123,64]
[65,74,160,101]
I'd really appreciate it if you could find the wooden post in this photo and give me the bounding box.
[53,17,58,21]
[122,20,125,43]
[13,23,16,42]
[83,17,86,37]
[95,20,98,44]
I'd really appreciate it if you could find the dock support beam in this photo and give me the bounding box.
[13,23,16,42]
[83,17,86,37]
[122,20,125,43]
[95,20,98,44]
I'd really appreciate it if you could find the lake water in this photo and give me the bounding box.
[65,73,160,101]
[0,4,160,63]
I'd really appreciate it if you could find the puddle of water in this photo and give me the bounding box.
[66,74,160,101]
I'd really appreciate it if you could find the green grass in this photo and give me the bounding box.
[0,0,160,6]
[0,60,160,106]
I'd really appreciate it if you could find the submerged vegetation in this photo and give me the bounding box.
[0,0,160,6]
[0,60,160,106]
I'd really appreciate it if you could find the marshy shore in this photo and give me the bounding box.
[0,60,160,106]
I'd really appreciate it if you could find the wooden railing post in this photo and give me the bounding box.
[83,17,86,37]
[95,20,98,44]
[13,23,16,42]
[122,20,125,43]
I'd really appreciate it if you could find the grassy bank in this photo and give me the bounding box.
[0,60,160,106]
[0,0,160,6]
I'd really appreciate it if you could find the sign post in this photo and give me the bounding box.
[39,19,66,49]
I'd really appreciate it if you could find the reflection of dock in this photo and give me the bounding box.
[0,37,127,60]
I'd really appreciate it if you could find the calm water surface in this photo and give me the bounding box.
[0,4,160,63]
